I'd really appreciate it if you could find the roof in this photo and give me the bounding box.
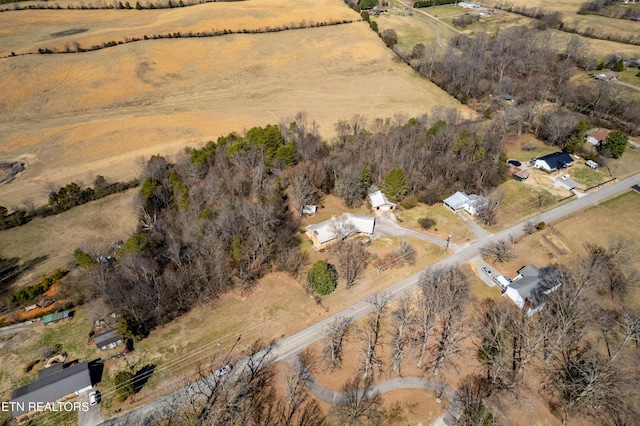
[466,194,486,209]
[302,205,317,214]
[443,191,470,210]
[94,329,123,348]
[305,213,375,245]
[535,152,574,171]
[368,190,396,209]
[591,129,610,142]
[506,265,556,309]
[11,362,92,416]
[42,310,70,325]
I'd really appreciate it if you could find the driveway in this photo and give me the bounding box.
[78,389,103,426]
[372,212,455,250]
[286,356,461,425]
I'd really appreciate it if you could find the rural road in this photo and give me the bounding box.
[98,173,640,426]
[395,0,463,48]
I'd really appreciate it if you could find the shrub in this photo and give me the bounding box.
[537,221,546,230]
[307,260,337,295]
[74,249,96,268]
[400,194,419,209]
[23,359,40,373]
[113,370,135,402]
[418,217,436,229]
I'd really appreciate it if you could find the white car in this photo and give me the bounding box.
[561,174,570,181]
[215,364,233,378]
[89,390,100,406]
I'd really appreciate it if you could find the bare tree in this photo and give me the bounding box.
[334,240,369,289]
[277,352,325,426]
[481,239,516,263]
[291,174,318,217]
[476,299,516,394]
[394,240,417,266]
[330,376,385,426]
[359,294,389,381]
[476,190,503,226]
[323,316,352,370]
[389,297,412,376]
[420,267,471,375]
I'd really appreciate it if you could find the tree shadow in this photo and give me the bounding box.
[0,255,48,292]
[88,359,105,386]
[132,364,155,394]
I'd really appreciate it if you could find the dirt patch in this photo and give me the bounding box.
[50,28,87,38]
[0,161,25,184]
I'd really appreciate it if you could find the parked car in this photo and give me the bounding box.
[89,390,100,406]
[561,174,570,180]
[482,267,492,276]
[215,364,233,378]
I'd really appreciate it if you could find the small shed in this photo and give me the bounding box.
[368,190,396,211]
[42,310,70,326]
[301,205,317,215]
[94,329,124,351]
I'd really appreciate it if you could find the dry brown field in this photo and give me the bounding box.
[0,1,471,209]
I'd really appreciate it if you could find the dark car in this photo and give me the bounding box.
[482,267,492,276]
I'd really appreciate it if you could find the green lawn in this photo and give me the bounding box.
[396,203,476,243]
[571,165,606,188]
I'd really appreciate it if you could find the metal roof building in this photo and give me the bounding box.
[10,361,92,419]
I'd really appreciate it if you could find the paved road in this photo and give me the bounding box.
[99,173,640,426]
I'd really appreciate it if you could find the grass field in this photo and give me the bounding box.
[0,6,471,208]
[0,189,138,286]
[395,203,477,243]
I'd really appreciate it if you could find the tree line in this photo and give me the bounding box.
[403,26,640,135]
[0,0,237,11]
[10,19,356,58]
[0,176,138,231]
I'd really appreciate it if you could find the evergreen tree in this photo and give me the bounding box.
[382,168,408,202]
[307,260,336,295]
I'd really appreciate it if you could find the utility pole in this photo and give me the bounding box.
[445,232,452,252]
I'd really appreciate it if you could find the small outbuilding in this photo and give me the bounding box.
[368,190,396,211]
[42,310,70,326]
[94,329,124,351]
[301,205,317,215]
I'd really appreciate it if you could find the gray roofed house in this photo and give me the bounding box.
[443,191,486,215]
[443,191,469,211]
[10,361,93,420]
[94,329,124,350]
[504,265,559,315]
[533,152,574,173]
[305,213,375,250]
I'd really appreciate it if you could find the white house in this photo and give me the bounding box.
[443,191,487,215]
[305,213,375,250]
[368,190,396,211]
[533,152,574,173]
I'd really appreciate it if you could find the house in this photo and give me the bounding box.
[594,71,618,81]
[585,128,610,146]
[94,329,124,351]
[10,361,93,421]
[368,190,396,211]
[301,205,317,215]
[533,152,574,173]
[305,213,375,250]
[443,191,487,215]
[503,265,559,315]
[42,310,70,326]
